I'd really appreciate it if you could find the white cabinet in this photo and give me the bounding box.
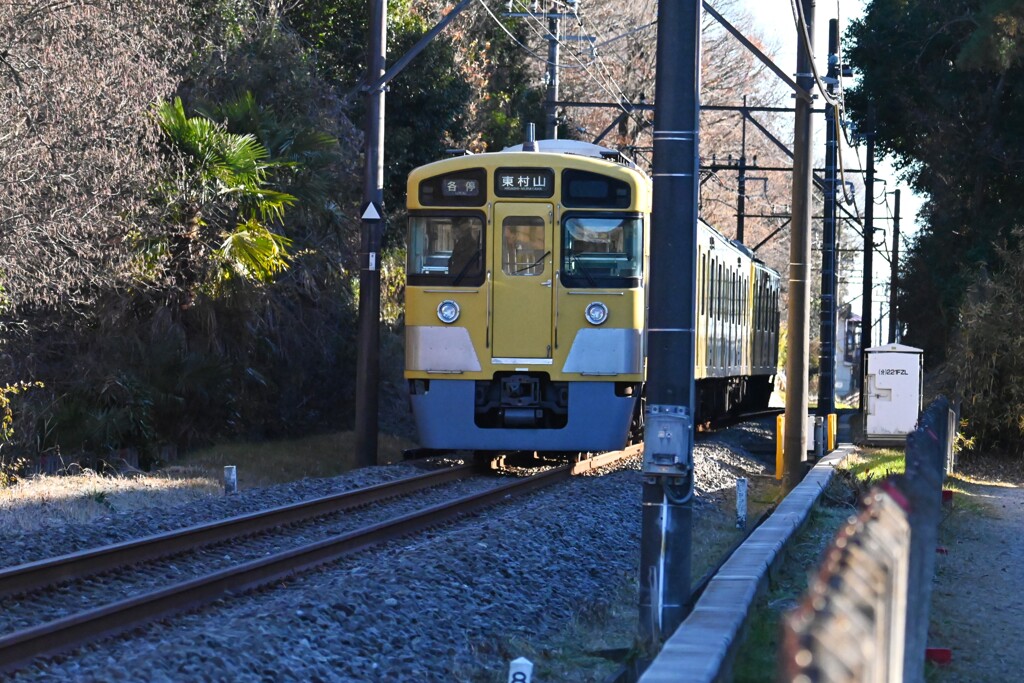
[863,344,924,445]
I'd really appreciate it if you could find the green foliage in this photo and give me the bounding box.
[1,381,43,486]
[1,382,43,444]
[153,96,297,290]
[846,0,1024,365]
[948,236,1024,457]
[284,0,471,217]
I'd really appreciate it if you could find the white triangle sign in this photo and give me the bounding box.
[362,203,382,221]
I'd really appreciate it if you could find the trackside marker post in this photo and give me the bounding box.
[736,477,748,528]
[224,466,237,494]
[507,657,533,683]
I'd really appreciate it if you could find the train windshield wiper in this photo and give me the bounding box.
[568,252,598,287]
[515,250,551,274]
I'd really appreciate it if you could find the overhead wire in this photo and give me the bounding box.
[498,0,651,134]
[475,0,561,64]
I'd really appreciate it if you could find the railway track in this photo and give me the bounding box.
[0,449,634,674]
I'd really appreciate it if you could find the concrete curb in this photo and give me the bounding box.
[639,445,856,682]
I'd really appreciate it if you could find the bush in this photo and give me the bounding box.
[948,231,1024,458]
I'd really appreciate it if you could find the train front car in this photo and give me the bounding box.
[405,140,651,453]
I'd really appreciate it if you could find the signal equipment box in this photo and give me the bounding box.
[863,344,924,445]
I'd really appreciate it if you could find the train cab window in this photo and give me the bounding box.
[502,216,547,276]
[561,214,643,288]
[407,214,485,286]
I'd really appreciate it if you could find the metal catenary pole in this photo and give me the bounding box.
[817,19,839,418]
[355,0,387,467]
[888,189,901,343]
[638,0,701,648]
[783,0,815,487]
[736,95,747,244]
[859,132,875,409]
[545,5,561,139]
[353,0,474,467]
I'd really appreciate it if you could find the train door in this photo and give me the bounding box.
[491,203,554,360]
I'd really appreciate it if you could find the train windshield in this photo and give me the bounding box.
[560,214,643,288]
[407,214,486,287]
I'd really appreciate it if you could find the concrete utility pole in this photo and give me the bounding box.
[888,189,901,343]
[783,0,815,487]
[355,0,387,467]
[639,0,701,648]
[817,19,839,419]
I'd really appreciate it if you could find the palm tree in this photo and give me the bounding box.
[153,97,297,309]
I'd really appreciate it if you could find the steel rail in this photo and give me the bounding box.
[0,455,636,674]
[0,464,475,600]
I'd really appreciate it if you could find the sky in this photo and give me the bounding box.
[736,0,917,339]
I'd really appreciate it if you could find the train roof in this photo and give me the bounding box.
[501,139,638,169]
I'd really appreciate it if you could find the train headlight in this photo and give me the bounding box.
[584,301,609,326]
[437,299,461,324]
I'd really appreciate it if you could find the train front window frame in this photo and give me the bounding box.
[407,211,486,287]
[560,212,644,289]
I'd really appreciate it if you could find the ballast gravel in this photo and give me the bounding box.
[4,421,776,682]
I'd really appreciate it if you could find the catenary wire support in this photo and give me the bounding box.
[639,0,700,652]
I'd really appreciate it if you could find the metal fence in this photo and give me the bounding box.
[781,396,957,683]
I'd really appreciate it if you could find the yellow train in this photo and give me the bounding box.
[404,139,780,453]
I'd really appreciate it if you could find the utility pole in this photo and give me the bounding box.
[888,189,901,343]
[505,4,592,139]
[783,0,814,488]
[545,5,560,139]
[817,19,839,419]
[355,0,387,467]
[639,0,700,649]
[860,131,876,410]
[736,95,748,244]
[351,0,473,467]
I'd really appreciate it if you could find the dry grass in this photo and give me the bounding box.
[177,431,419,490]
[0,467,220,533]
[1,431,419,534]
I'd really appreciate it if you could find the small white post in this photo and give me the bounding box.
[507,657,533,683]
[224,465,237,494]
[736,477,748,529]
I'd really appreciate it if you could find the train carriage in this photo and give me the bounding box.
[405,137,779,453]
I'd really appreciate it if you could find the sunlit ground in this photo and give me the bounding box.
[0,467,220,533]
[1,431,418,534]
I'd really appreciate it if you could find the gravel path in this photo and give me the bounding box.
[4,422,776,682]
[930,482,1024,682]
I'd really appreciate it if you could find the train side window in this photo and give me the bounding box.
[712,262,717,320]
[731,271,737,323]
[700,254,707,316]
[717,262,723,320]
[502,216,547,276]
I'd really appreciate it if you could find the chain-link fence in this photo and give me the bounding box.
[781,396,956,682]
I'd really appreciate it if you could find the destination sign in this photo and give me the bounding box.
[494,168,555,198]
